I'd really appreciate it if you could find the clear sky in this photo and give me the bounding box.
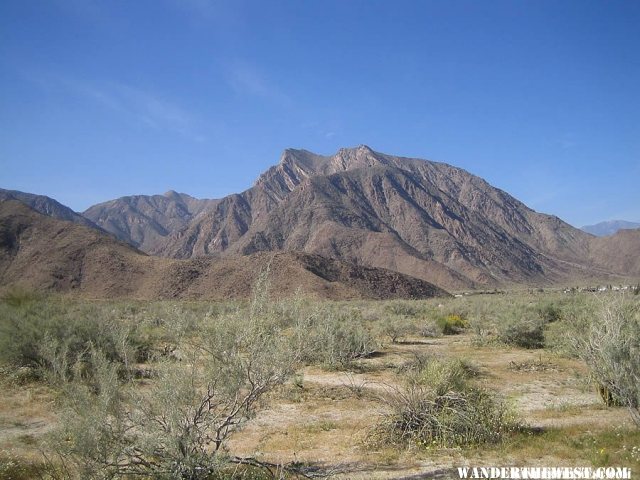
[1,0,638,227]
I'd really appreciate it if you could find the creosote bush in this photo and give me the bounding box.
[373,356,520,448]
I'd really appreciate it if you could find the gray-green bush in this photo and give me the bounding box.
[572,295,640,426]
[374,357,519,448]
[489,302,548,349]
[297,307,377,368]
[43,270,303,479]
[0,298,143,380]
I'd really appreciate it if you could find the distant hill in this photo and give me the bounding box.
[0,199,447,300]
[581,220,640,237]
[589,228,640,278]
[0,188,100,230]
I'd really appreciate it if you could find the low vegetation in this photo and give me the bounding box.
[571,295,640,426]
[373,356,520,448]
[1,286,639,478]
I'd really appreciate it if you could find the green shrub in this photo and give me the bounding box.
[381,317,415,343]
[49,272,301,479]
[498,321,545,349]
[384,301,423,318]
[0,452,46,480]
[298,308,377,368]
[537,302,563,323]
[0,286,43,307]
[374,357,519,448]
[0,298,160,384]
[497,318,545,349]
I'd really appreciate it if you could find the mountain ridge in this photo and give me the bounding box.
[0,199,447,300]
[6,145,639,290]
[581,220,640,237]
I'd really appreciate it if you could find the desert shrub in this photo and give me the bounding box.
[435,314,469,335]
[537,301,563,323]
[298,307,377,368]
[374,357,518,448]
[0,286,44,307]
[381,317,415,343]
[0,299,140,380]
[497,314,545,349]
[384,300,423,318]
[419,321,439,338]
[48,272,301,479]
[498,320,545,349]
[0,452,47,480]
[572,295,640,426]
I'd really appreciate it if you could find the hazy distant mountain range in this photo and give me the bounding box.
[581,220,640,237]
[2,146,639,298]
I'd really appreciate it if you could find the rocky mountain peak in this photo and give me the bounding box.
[163,190,181,199]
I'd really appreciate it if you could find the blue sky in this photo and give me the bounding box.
[1,0,638,227]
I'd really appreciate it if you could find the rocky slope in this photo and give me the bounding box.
[588,228,640,278]
[7,146,638,290]
[83,191,219,253]
[0,199,447,300]
[105,146,603,289]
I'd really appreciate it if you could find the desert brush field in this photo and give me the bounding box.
[1,278,639,479]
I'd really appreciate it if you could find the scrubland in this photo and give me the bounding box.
[1,279,639,479]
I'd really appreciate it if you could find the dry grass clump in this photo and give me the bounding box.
[372,356,520,449]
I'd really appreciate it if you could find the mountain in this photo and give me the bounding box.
[581,220,640,237]
[87,146,609,289]
[7,146,638,291]
[0,188,100,230]
[0,199,447,300]
[82,191,219,253]
[589,228,640,278]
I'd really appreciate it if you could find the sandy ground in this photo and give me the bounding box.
[226,334,634,478]
[1,333,634,479]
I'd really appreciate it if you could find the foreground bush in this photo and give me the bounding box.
[373,357,519,448]
[45,271,303,479]
[573,295,640,426]
[52,330,296,478]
